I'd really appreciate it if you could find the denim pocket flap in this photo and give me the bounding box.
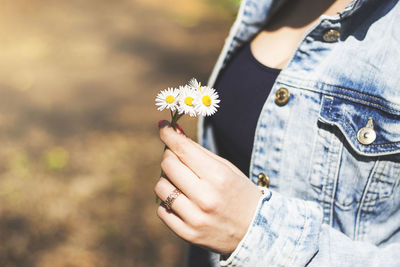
[318,95,400,156]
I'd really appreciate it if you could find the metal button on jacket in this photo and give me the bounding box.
[357,117,376,145]
[323,29,340,42]
[257,173,270,188]
[275,87,290,106]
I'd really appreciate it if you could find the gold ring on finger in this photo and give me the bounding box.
[164,188,182,211]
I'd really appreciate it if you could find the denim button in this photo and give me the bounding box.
[257,173,270,188]
[275,87,290,106]
[357,117,376,145]
[323,29,340,42]
[357,127,376,145]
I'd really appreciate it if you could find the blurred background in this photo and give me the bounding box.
[0,0,238,266]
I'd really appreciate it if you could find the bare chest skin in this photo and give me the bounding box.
[251,0,353,69]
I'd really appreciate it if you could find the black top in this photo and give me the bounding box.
[208,42,281,175]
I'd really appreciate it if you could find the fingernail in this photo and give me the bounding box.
[158,120,169,128]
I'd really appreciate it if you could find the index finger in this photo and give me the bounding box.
[159,122,221,180]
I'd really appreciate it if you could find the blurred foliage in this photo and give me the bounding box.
[44,147,69,172]
[208,0,241,18]
[211,0,241,12]
[0,0,237,266]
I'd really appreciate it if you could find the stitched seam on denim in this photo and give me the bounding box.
[330,141,342,226]
[276,77,400,114]
[277,101,292,193]
[326,114,400,151]
[250,104,270,179]
[277,74,400,108]
[306,113,320,191]
[329,93,400,114]
[291,82,400,113]
[377,161,394,199]
[316,96,334,200]
[373,161,398,202]
[376,162,396,185]
[354,159,379,240]
[310,125,328,193]
[394,161,400,183]
[393,164,400,189]
[226,195,267,266]
[365,161,385,204]
[328,129,339,212]
[284,200,308,266]
[320,126,338,224]
[321,91,398,114]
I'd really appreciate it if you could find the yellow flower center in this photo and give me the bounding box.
[166,95,175,104]
[184,96,194,106]
[202,95,212,106]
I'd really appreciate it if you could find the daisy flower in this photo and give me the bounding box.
[188,78,202,92]
[194,86,220,116]
[155,87,180,111]
[177,85,198,117]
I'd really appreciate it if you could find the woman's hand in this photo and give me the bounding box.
[154,122,262,254]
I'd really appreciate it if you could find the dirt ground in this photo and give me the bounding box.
[0,0,236,266]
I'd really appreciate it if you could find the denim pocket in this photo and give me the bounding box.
[317,95,400,207]
[319,95,400,157]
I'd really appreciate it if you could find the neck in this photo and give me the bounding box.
[267,0,354,30]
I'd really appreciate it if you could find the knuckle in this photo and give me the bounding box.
[174,143,186,158]
[212,175,226,188]
[198,195,219,213]
[153,179,164,195]
[190,214,206,229]
[185,228,201,244]
[160,154,174,172]
[156,205,164,219]
[186,225,206,245]
[212,169,231,188]
[162,149,174,160]
[173,140,189,158]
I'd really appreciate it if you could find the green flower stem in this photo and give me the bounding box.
[171,110,184,128]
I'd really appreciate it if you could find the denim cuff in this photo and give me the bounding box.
[220,190,322,266]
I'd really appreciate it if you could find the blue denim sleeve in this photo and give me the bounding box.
[220,189,400,266]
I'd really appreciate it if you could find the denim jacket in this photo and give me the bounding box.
[194,0,400,266]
